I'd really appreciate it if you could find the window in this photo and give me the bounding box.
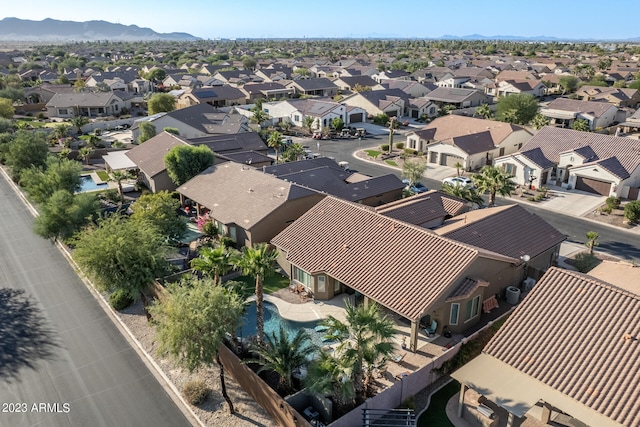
[465,296,480,322]
[317,275,326,293]
[228,226,236,241]
[59,108,68,115]
[450,303,459,325]
[294,114,300,122]
[504,163,517,177]
[293,266,311,288]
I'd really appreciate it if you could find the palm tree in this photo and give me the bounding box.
[318,301,395,401]
[454,162,463,177]
[441,183,485,208]
[267,130,283,164]
[474,103,492,119]
[304,116,315,134]
[79,146,93,165]
[402,158,427,187]
[281,143,305,162]
[586,231,599,255]
[190,244,239,285]
[250,109,269,126]
[233,243,278,344]
[58,148,72,160]
[71,116,89,135]
[250,325,317,395]
[53,123,71,141]
[110,170,129,202]
[306,350,356,410]
[530,114,550,130]
[472,165,517,207]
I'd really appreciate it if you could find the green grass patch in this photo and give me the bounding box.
[15,119,47,128]
[386,160,398,167]
[417,380,459,427]
[365,149,381,158]
[234,273,291,294]
[96,170,110,181]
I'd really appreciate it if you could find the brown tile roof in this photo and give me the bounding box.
[484,267,640,426]
[272,197,483,321]
[446,277,489,302]
[520,126,640,180]
[177,163,321,228]
[410,115,526,148]
[125,132,189,177]
[546,98,616,118]
[376,190,467,226]
[434,204,565,259]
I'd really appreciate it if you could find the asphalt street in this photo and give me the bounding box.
[306,135,640,263]
[0,175,192,426]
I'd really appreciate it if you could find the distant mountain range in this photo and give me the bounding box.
[0,18,199,42]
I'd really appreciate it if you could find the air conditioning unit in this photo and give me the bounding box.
[523,277,537,292]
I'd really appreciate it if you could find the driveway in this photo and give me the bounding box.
[523,185,606,217]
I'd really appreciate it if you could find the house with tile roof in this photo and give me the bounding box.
[540,98,619,130]
[452,267,640,427]
[405,115,533,171]
[375,190,469,228]
[45,90,132,118]
[424,87,491,109]
[177,163,325,248]
[263,98,365,130]
[131,103,249,142]
[285,77,339,97]
[176,86,247,108]
[493,79,547,98]
[332,75,383,92]
[263,157,404,206]
[271,196,544,351]
[575,85,640,108]
[340,88,409,119]
[239,82,294,102]
[494,126,640,198]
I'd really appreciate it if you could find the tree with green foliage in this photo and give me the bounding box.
[19,157,82,203]
[109,169,129,202]
[149,276,245,414]
[241,56,257,71]
[441,183,485,208]
[250,109,269,126]
[624,200,640,223]
[164,144,215,186]
[250,325,317,395]
[33,190,99,241]
[5,130,49,182]
[267,130,283,164]
[472,165,517,206]
[307,348,357,409]
[331,117,345,132]
[496,93,539,125]
[596,58,612,71]
[145,68,166,84]
[131,191,187,243]
[572,119,591,132]
[138,121,157,143]
[629,80,640,90]
[79,146,94,165]
[163,127,180,135]
[530,113,550,130]
[233,243,278,344]
[73,214,170,301]
[293,67,310,78]
[585,231,599,255]
[311,301,395,402]
[401,158,427,187]
[281,142,305,162]
[71,116,89,134]
[304,115,316,133]
[148,93,176,115]
[190,244,239,285]
[558,75,579,94]
[473,103,493,119]
[0,98,14,119]
[53,123,71,141]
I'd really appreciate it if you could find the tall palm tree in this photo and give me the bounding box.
[304,116,315,134]
[306,350,356,410]
[71,116,89,135]
[109,170,129,202]
[190,244,239,285]
[454,162,463,177]
[267,130,283,164]
[586,231,599,255]
[472,165,517,207]
[250,325,317,395]
[474,103,492,119]
[79,146,93,165]
[319,301,395,401]
[233,243,278,344]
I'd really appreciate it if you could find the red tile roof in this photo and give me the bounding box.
[485,267,640,426]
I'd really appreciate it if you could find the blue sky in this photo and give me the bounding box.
[2,0,640,40]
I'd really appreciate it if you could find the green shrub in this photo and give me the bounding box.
[573,252,600,273]
[527,196,536,202]
[395,142,405,149]
[535,193,545,201]
[404,148,417,156]
[183,379,210,405]
[605,196,621,210]
[380,144,390,152]
[599,205,613,215]
[109,289,133,310]
[624,200,640,223]
[373,113,389,125]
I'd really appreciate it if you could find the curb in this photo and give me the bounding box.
[0,165,203,427]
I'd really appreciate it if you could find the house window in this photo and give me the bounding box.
[228,226,236,241]
[504,163,517,177]
[59,108,68,115]
[294,114,300,122]
[293,266,312,288]
[465,296,480,322]
[450,303,460,325]
[317,275,326,293]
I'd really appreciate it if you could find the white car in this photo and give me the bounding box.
[443,176,474,188]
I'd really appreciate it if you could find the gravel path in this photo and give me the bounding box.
[116,299,276,427]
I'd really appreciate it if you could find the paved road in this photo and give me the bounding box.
[308,136,640,262]
[0,175,192,426]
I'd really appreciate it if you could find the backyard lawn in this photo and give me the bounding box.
[96,170,110,181]
[418,380,459,427]
[234,273,291,294]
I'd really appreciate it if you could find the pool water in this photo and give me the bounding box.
[238,301,332,348]
[79,175,108,193]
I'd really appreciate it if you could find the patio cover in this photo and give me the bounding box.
[102,150,137,171]
[540,109,577,120]
[451,354,618,427]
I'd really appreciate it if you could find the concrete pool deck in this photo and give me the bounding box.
[260,293,351,323]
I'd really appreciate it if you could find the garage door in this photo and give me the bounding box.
[575,176,611,196]
[443,154,465,168]
[349,113,363,123]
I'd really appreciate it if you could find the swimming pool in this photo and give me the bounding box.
[79,175,108,193]
[238,301,332,348]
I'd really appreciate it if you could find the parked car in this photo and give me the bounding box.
[402,179,429,194]
[442,176,474,188]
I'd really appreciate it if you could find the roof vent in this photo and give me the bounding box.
[247,188,254,193]
[341,244,350,251]
[623,333,636,343]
